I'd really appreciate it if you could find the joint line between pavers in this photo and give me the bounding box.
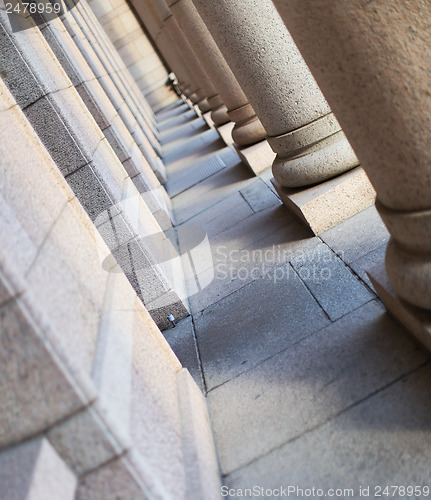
[288,261,332,322]
[238,190,255,214]
[191,314,207,395]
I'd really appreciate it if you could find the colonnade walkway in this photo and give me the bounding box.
[159,98,431,495]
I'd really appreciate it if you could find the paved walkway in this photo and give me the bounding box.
[159,99,431,499]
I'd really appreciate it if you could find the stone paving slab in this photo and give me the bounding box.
[156,101,190,121]
[188,207,317,314]
[172,162,253,225]
[208,301,427,475]
[158,108,197,132]
[207,205,314,271]
[165,134,227,179]
[161,117,209,150]
[163,127,223,165]
[226,362,431,496]
[320,205,389,263]
[350,243,387,292]
[163,316,204,392]
[166,149,235,198]
[194,265,331,391]
[291,241,374,321]
[239,178,281,213]
[209,205,311,257]
[173,145,237,180]
[179,192,253,240]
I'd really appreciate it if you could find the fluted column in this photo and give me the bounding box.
[191,0,363,189]
[166,0,267,145]
[273,1,431,330]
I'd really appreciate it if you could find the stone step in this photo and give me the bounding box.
[0,87,98,448]
[0,15,189,329]
[0,80,221,499]
[60,5,166,181]
[47,272,219,499]
[37,16,173,228]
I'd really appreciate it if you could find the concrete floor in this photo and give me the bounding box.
[159,99,431,499]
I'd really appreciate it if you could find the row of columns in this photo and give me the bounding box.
[167,0,267,147]
[133,0,431,345]
[136,0,375,210]
[273,0,431,334]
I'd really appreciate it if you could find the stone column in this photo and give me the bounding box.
[130,0,194,98]
[149,0,225,115]
[156,27,194,96]
[163,0,267,149]
[272,0,431,345]
[163,15,212,111]
[192,0,375,233]
[164,0,230,127]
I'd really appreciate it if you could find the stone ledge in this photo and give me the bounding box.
[271,166,376,235]
[234,140,276,175]
[368,262,431,353]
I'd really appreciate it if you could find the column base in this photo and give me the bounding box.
[368,263,431,353]
[271,166,376,235]
[201,111,216,129]
[234,140,276,175]
[197,98,212,113]
[217,122,235,146]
